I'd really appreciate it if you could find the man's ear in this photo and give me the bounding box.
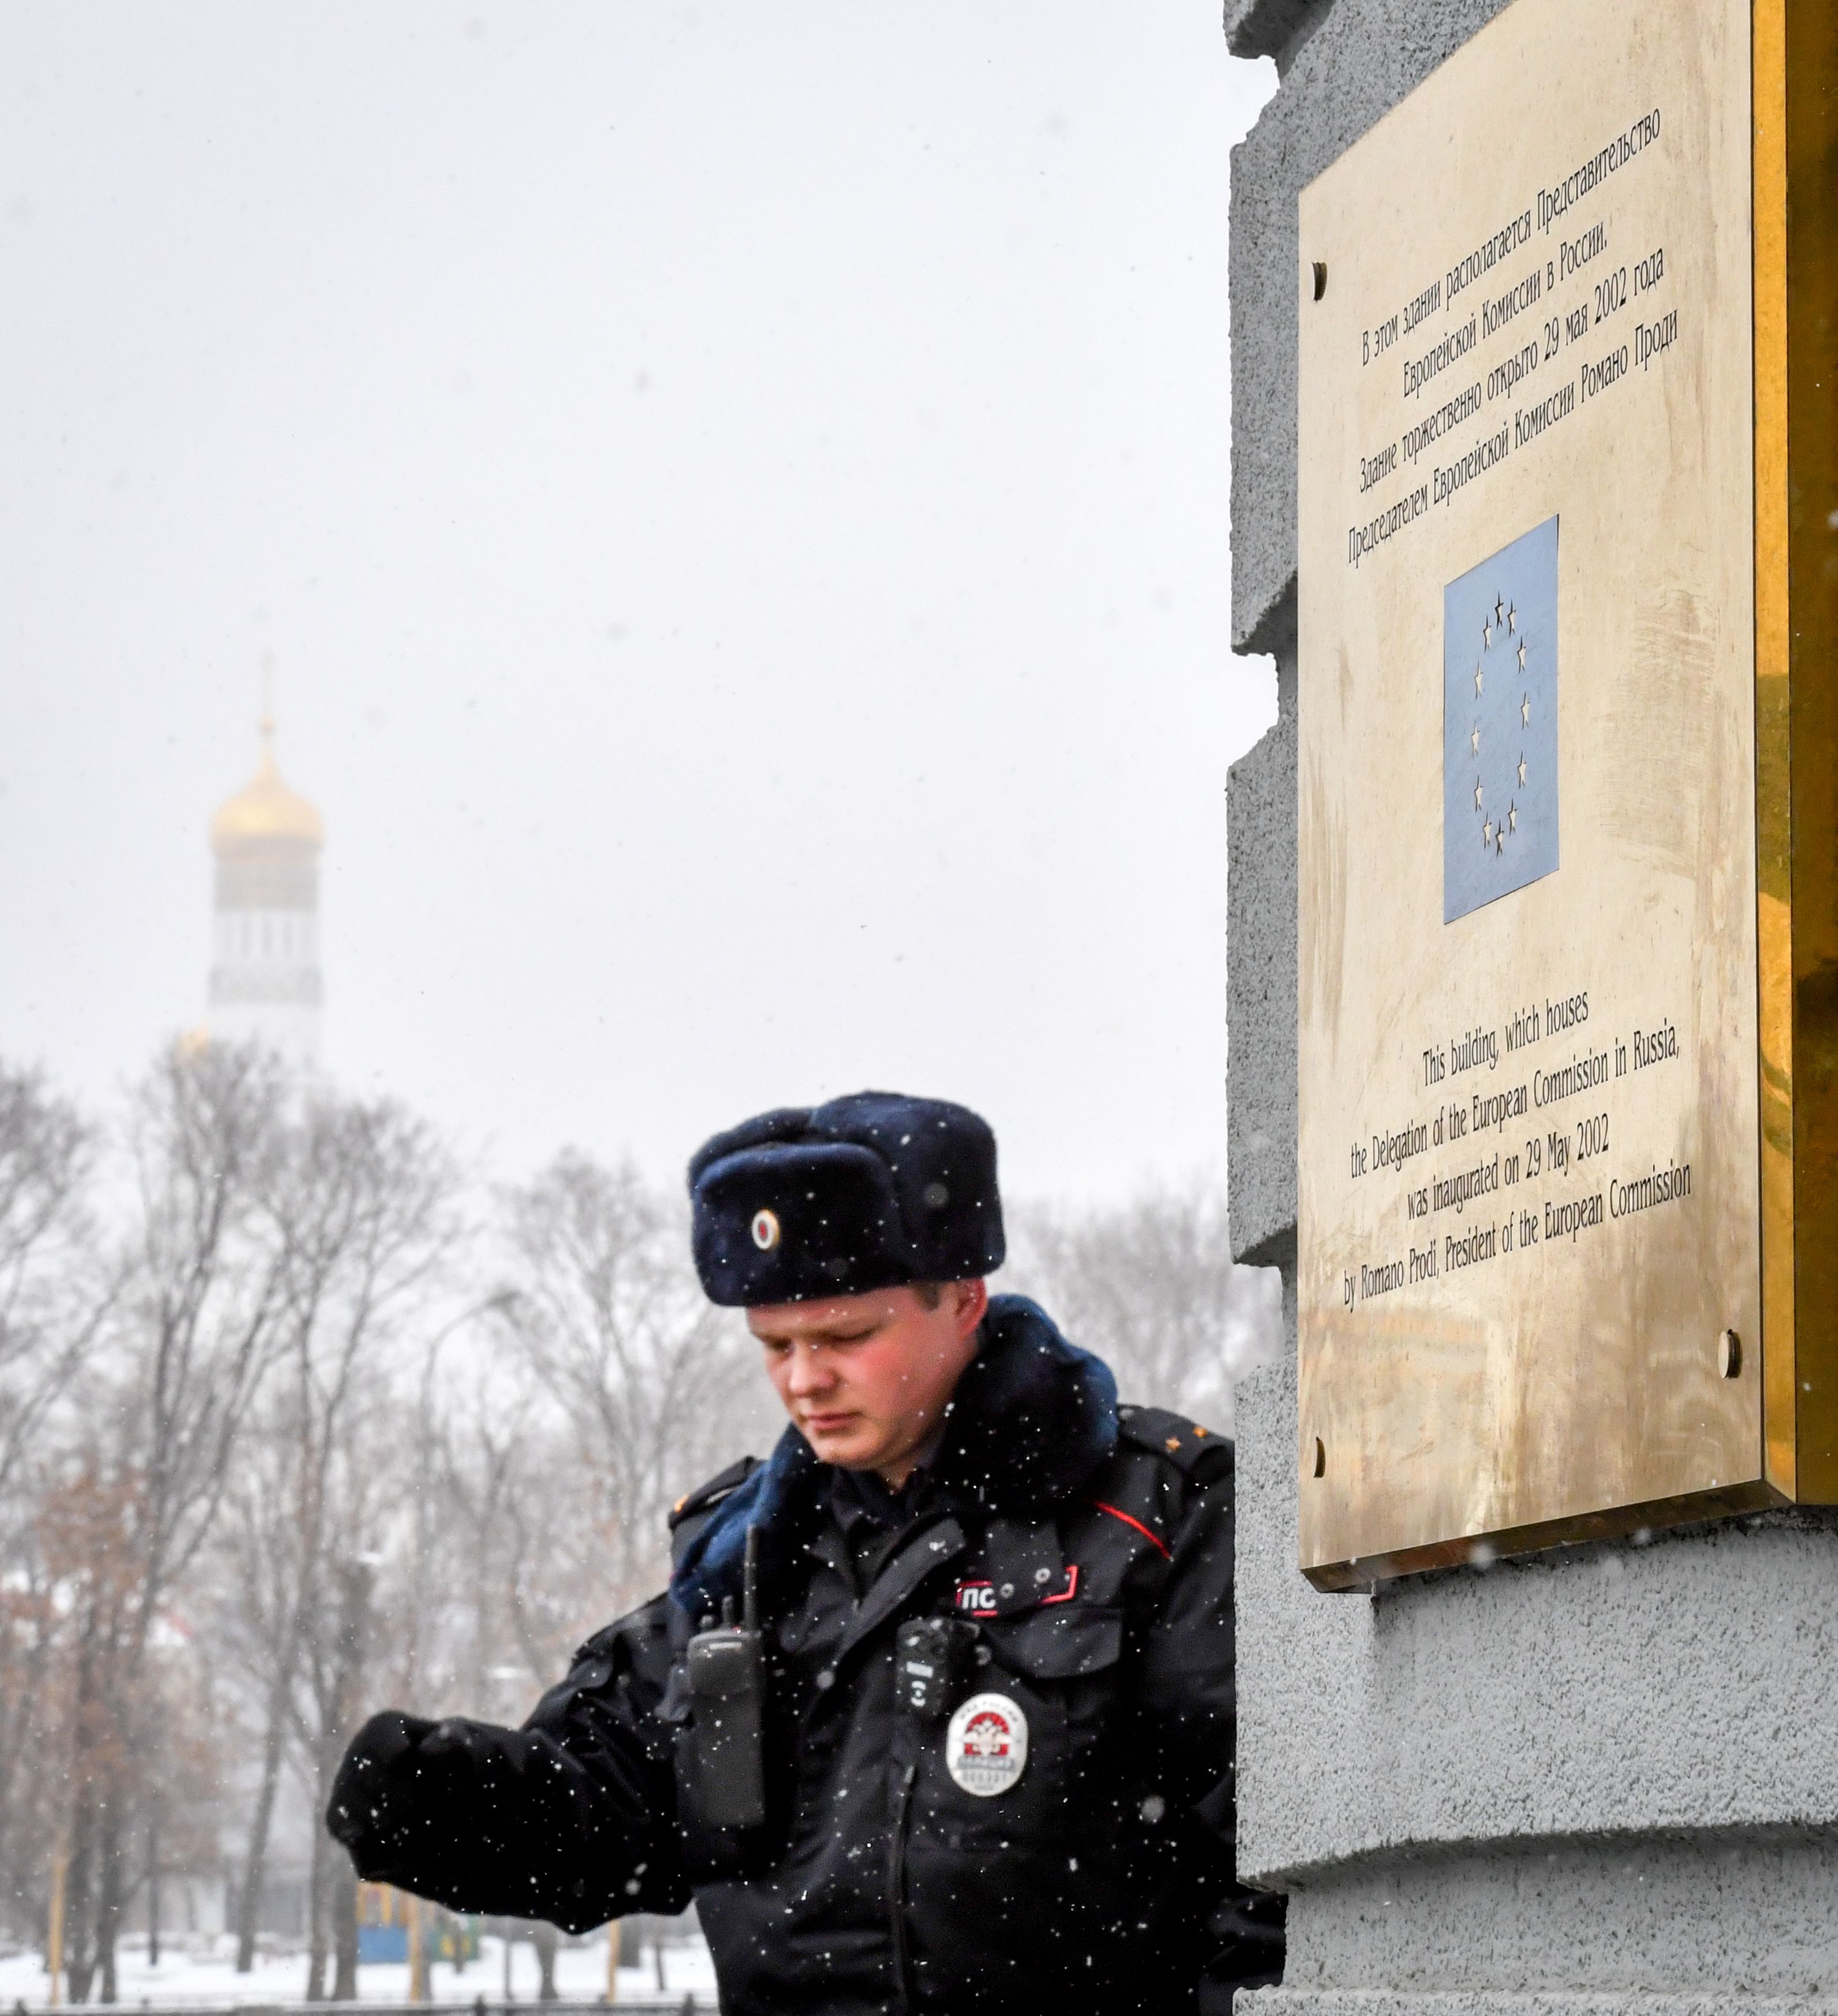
[948,1276,989,1342]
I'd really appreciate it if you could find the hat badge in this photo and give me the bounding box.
[751,1208,781,1252]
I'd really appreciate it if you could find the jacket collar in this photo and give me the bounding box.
[669,1293,1117,1621]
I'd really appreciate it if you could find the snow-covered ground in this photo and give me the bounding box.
[0,1933,720,2010]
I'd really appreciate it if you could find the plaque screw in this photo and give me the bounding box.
[1311,1436,1326,1478]
[1311,261,1328,301]
[1718,1329,1742,1379]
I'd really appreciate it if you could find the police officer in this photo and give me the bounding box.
[327,1092,1283,2013]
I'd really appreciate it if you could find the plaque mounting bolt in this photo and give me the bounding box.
[1311,261,1327,301]
[1718,1329,1742,1379]
[1311,1436,1326,1478]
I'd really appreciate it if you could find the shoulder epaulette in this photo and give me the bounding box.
[667,1454,758,1531]
[1115,1403,1232,1478]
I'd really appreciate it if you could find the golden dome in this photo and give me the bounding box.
[210,718,324,855]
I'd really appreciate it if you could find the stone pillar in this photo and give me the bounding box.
[1223,2,1838,2008]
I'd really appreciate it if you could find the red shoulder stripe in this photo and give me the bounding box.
[1090,1499,1172,1560]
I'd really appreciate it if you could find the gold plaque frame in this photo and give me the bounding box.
[1295,0,1838,1588]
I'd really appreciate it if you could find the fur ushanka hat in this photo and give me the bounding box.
[687,1090,1005,1306]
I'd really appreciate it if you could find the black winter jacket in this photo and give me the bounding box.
[327,1297,1284,2014]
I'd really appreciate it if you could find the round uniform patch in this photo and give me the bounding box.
[945,1692,1028,1798]
[750,1208,781,1251]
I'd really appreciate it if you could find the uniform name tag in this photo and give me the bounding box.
[953,1566,1079,1615]
[945,1693,1028,1798]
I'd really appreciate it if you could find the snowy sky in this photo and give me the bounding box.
[0,3,1277,1203]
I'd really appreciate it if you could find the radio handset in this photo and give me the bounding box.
[685,1524,767,1831]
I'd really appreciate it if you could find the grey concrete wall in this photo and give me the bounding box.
[1221,2,1838,2009]
[1226,648,1296,1268]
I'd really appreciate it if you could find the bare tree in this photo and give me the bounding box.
[1003,1187,1283,1431]
[59,1042,292,2005]
[212,1089,458,1992]
[214,1409,310,1965]
[0,1065,110,1936]
[491,1154,769,1619]
[0,1065,107,1503]
[0,1521,64,1947]
[433,1379,573,1694]
[297,1547,381,2003]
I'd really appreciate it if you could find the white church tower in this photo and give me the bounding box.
[207,714,325,1066]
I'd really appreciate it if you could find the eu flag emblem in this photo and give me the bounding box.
[1444,516,1559,923]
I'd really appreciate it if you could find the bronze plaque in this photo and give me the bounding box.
[1296,0,1838,1587]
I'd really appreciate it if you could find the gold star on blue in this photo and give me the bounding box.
[1517,753,1527,788]
[1474,778,1483,811]
[1470,723,1481,756]
[1520,693,1530,726]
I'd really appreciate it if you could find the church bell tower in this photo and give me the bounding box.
[207,714,324,1066]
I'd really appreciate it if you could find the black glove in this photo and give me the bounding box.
[324,1687,688,1929]
[326,1709,442,1868]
